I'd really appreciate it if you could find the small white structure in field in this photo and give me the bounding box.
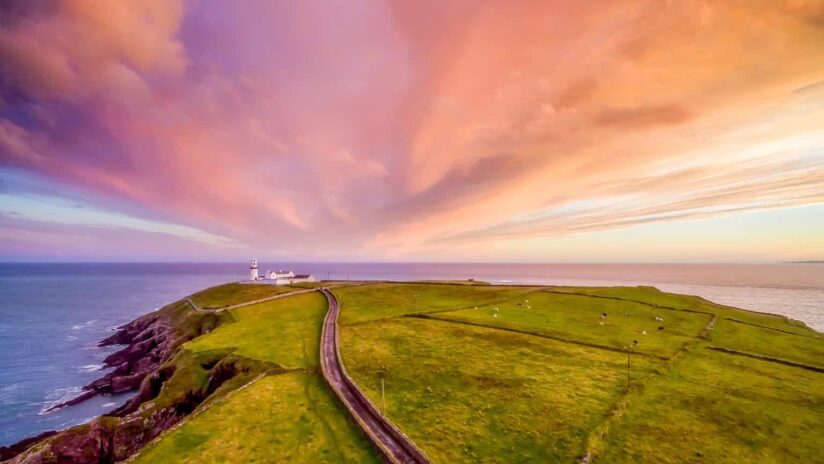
[244,259,315,285]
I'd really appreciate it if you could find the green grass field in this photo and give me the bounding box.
[595,349,824,463]
[341,317,658,462]
[430,291,712,358]
[558,286,820,336]
[710,318,824,368]
[188,283,299,309]
[185,292,326,368]
[333,282,534,325]
[126,282,822,463]
[134,373,379,464]
[333,283,824,463]
[132,288,378,463]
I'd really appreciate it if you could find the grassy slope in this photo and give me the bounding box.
[558,286,823,368]
[185,292,325,368]
[133,291,378,463]
[431,291,711,358]
[341,317,658,462]
[335,283,824,463]
[597,349,824,463]
[135,373,377,464]
[188,283,298,309]
[559,286,820,335]
[711,318,824,368]
[333,282,534,325]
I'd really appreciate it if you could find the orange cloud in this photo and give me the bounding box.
[594,104,694,129]
[0,0,822,260]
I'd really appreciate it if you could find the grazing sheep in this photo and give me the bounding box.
[658,326,665,330]
[654,316,664,322]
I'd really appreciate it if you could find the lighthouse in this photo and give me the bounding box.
[249,258,259,281]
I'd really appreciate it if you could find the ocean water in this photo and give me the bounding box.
[0,262,822,445]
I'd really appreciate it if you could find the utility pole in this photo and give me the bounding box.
[381,376,386,417]
[625,340,638,387]
[627,348,631,386]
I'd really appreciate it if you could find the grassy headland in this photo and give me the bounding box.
[188,282,300,309]
[7,282,822,464]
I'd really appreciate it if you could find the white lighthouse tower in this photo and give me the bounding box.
[249,258,259,281]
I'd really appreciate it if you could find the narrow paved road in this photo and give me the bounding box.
[319,289,430,464]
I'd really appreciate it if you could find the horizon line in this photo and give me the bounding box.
[0,260,820,265]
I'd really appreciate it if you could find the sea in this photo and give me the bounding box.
[1,262,822,446]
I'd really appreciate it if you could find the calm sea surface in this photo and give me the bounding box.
[1,262,822,445]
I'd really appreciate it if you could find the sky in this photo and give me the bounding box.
[0,0,823,262]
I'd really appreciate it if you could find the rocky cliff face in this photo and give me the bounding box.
[0,301,250,464]
[40,312,173,414]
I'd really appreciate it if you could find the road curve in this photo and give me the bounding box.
[319,289,431,464]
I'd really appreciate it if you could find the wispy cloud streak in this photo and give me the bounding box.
[0,0,822,260]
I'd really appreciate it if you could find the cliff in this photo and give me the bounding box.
[0,299,279,463]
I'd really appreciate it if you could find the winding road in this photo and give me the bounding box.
[319,289,430,464]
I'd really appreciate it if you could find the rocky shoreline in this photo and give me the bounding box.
[43,312,173,414]
[0,300,239,463]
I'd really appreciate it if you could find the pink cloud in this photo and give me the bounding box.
[0,0,823,260]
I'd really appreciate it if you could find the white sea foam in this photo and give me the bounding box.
[79,364,104,373]
[71,320,98,330]
[39,386,82,415]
